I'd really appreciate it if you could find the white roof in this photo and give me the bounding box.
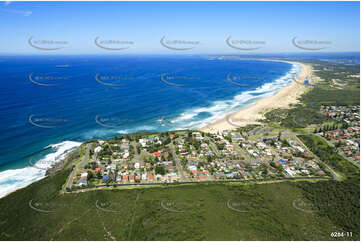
[188,165,197,171]
[284,168,296,176]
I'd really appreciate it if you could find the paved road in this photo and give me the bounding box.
[249,126,263,136]
[204,137,220,157]
[288,132,359,172]
[232,142,255,162]
[254,127,273,136]
[294,135,340,180]
[69,176,331,193]
[131,141,140,162]
[239,130,357,179]
[314,134,360,168]
[66,144,91,190]
[169,143,189,182]
[252,131,341,180]
[107,143,116,163]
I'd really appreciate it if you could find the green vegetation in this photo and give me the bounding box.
[0,169,71,240]
[0,60,358,241]
[0,167,358,241]
[263,61,360,130]
[256,60,360,241]
[300,88,360,106]
[295,133,360,239]
[264,104,332,129]
[297,177,360,240]
[298,134,359,178]
[236,124,261,134]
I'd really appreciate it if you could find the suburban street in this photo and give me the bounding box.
[204,137,220,157]
[169,143,189,182]
[132,141,140,161]
[294,135,341,181]
[68,176,332,193]
[314,134,360,168]
[65,144,91,190]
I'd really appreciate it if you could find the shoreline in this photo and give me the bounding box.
[200,61,314,133]
[0,59,313,200]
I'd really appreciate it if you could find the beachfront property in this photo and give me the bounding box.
[71,128,330,188]
[62,61,357,189]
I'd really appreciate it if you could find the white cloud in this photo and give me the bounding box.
[4,9,32,17]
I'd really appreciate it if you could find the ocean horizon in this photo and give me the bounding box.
[0,54,310,197]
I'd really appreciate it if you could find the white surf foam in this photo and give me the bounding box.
[0,63,300,198]
[168,63,301,130]
[0,140,81,198]
[115,125,157,135]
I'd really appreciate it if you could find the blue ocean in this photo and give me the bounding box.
[0,55,300,197]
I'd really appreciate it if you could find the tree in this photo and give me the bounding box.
[87,171,94,180]
[187,130,192,138]
[260,163,268,175]
[96,171,102,179]
[136,144,141,154]
[270,161,277,168]
[155,165,166,175]
[207,156,212,163]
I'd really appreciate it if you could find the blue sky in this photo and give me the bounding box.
[0,1,359,54]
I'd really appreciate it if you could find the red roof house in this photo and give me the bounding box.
[153,152,161,158]
[148,174,154,181]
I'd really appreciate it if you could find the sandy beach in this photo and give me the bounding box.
[200,61,314,133]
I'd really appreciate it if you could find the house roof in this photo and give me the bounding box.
[153,152,161,157]
[77,179,87,184]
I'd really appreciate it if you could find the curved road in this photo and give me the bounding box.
[66,144,91,190]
